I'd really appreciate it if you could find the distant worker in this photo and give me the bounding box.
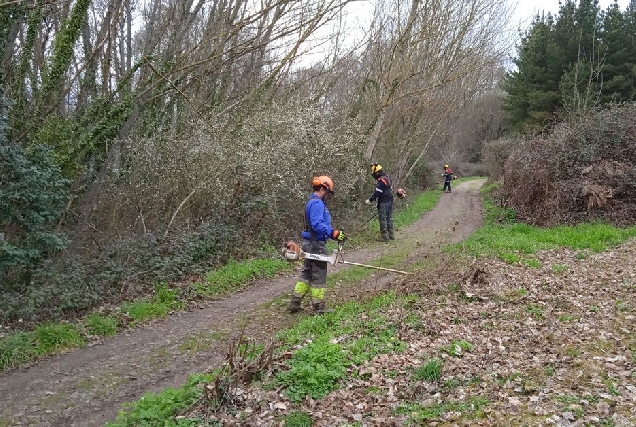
[288,176,345,315]
[365,164,394,242]
[443,164,454,193]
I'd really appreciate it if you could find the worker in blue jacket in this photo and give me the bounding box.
[288,175,345,314]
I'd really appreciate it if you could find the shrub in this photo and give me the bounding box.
[482,137,517,181]
[0,143,70,283]
[503,104,636,226]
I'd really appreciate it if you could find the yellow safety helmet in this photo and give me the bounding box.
[312,175,334,193]
[370,163,383,174]
[444,164,449,168]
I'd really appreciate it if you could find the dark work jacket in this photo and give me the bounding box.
[369,173,394,204]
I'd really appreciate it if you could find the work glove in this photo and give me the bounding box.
[365,199,372,205]
[332,229,346,241]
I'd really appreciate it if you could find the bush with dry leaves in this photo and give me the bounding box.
[503,103,636,226]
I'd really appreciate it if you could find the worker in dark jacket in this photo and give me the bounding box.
[365,164,394,242]
[288,175,345,314]
[443,164,453,193]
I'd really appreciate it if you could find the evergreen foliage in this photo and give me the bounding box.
[39,0,91,109]
[0,87,70,283]
[505,0,636,131]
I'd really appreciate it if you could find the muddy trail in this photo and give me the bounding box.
[0,180,485,426]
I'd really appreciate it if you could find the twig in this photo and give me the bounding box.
[51,365,69,376]
[164,189,196,237]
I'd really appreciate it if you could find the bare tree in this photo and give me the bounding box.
[345,0,513,185]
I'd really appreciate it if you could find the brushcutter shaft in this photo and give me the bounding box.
[340,261,410,275]
[282,241,409,274]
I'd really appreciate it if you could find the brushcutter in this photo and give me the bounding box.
[357,188,406,231]
[282,241,410,275]
[357,211,378,231]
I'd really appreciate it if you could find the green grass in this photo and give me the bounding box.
[106,373,214,427]
[0,324,85,370]
[0,332,40,370]
[276,339,347,402]
[272,293,406,402]
[413,358,443,382]
[36,323,85,353]
[394,397,489,424]
[195,258,290,297]
[85,313,119,336]
[283,411,313,427]
[527,304,544,319]
[448,185,636,262]
[122,283,184,323]
[442,340,473,357]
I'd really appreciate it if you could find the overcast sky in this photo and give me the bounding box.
[512,0,631,30]
[297,1,633,67]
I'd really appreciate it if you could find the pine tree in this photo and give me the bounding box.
[556,0,604,117]
[600,3,635,102]
[504,0,636,130]
[504,13,563,132]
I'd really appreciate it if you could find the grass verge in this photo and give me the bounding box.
[0,259,289,371]
[448,182,636,263]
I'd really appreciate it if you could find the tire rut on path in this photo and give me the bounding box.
[0,179,485,426]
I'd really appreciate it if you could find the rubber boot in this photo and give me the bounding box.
[312,301,326,315]
[288,295,303,313]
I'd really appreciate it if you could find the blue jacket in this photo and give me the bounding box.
[369,172,394,204]
[301,193,334,241]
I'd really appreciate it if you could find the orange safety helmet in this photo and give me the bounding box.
[312,175,334,193]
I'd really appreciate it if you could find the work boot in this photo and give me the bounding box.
[388,229,395,240]
[312,301,326,315]
[380,231,390,242]
[288,295,303,313]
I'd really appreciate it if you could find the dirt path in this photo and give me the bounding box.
[0,179,485,427]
